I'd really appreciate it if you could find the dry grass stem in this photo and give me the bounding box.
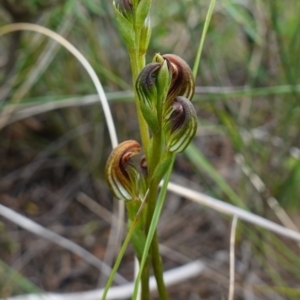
[167,181,300,243]
[228,215,238,300]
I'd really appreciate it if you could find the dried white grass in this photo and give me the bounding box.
[0,23,118,148]
[0,92,134,126]
[0,204,127,285]
[2,260,205,300]
[0,19,74,128]
[228,215,238,300]
[166,181,300,243]
[77,192,119,225]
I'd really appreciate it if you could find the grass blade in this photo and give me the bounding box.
[192,0,216,78]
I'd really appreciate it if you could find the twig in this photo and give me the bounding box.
[166,181,300,243]
[0,92,134,126]
[76,192,118,225]
[228,215,238,300]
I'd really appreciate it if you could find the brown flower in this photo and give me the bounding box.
[105,140,141,201]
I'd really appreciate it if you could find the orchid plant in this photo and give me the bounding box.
[103,1,197,299]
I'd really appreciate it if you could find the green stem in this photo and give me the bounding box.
[151,231,169,299]
[141,257,150,300]
[129,13,169,300]
[129,51,150,157]
[132,154,175,300]
[129,37,151,299]
[145,180,169,300]
[144,179,168,300]
[149,132,161,171]
[145,180,159,231]
[143,85,168,300]
[143,179,158,299]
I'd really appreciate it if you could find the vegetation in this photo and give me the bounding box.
[1,0,300,299]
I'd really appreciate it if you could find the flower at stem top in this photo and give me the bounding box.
[114,0,134,23]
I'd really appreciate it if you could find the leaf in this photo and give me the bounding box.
[151,154,172,182]
[140,104,159,132]
[135,0,152,30]
[113,4,135,49]
[130,225,146,259]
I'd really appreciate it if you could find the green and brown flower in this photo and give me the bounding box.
[105,140,141,201]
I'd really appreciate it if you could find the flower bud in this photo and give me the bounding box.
[139,155,148,194]
[136,60,172,132]
[140,155,148,176]
[164,96,197,153]
[139,17,151,55]
[113,0,135,49]
[156,58,172,103]
[105,140,141,201]
[157,54,195,105]
[114,0,134,23]
[135,0,152,30]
